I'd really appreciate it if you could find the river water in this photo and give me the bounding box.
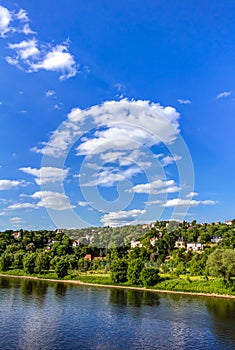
[0,276,235,350]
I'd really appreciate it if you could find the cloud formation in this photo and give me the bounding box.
[20,166,69,185]
[162,198,217,207]
[0,179,25,190]
[1,4,77,79]
[128,179,176,194]
[31,191,75,211]
[178,99,192,104]
[216,91,231,99]
[101,209,146,227]
[33,99,180,157]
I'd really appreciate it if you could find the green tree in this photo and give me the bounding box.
[110,259,128,283]
[55,258,69,278]
[206,249,235,280]
[141,267,160,287]
[23,252,36,274]
[127,259,143,285]
[0,252,13,271]
[34,252,50,273]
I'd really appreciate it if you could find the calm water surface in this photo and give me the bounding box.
[0,276,235,350]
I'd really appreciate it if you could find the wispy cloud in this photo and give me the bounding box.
[178,99,192,104]
[101,209,146,227]
[161,154,182,167]
[186,191,198,198]
[8,202,36,210]
[162,198,217,207]
[46,90,56,97]
[216,91,231,99]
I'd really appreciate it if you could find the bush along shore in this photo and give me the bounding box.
[0,220,235,297]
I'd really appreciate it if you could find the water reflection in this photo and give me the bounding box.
[109,288,160,307]
[206,298,235,345]
[54,282,68,297]
[20,279,48,306]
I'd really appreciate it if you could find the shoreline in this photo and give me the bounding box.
[1,273,235,300]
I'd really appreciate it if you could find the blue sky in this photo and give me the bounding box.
[0,0,234,230]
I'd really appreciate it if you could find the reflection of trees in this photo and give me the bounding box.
[109,288,160,308]
[54,282,67,297]
[20,279,48,306]
[206,298,235,345]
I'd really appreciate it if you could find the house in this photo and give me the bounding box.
[225,220,233,226]
[186,242,204,252]
[131,240,143,248]
[72,240,80,248]
[150,237,158,246]
[175,239,186,249]
[12,232,21,240]
[84,254,92,261]
[211,236,222,244]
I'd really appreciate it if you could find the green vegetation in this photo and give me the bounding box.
[0,220,235,296]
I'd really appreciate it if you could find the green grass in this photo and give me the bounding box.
[1,269,235,296]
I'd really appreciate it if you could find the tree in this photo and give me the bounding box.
[127,259,143,285]
[55,258,69,278]
[34,252,50,273]
[206,249,235,280]
[141,267,160,287]
[110,259,128,283]
[23,252,36,274]
[0,253,12,271]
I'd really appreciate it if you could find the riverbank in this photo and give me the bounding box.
[1,272,235,300]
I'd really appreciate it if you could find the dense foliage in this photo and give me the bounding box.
[0,220,235,289]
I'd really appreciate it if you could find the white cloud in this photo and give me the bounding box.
[19,166,69,185]
[216,91,231,99]
[46,90,56,97]
[78,201,92,207]
[162,198,217,207]
[145,199,163,206]
[101,209,146,227]
[1,3,77,80]
[30,44,77,80]
[33,100,180,158]
[8,202,36,210]
[128,179,175,194]
[0,5,12,36]
[8,39,39,60]
[15,9,29,22]
[9,217,23,224]
[84,166,142,187]
[31,191,75,211]
[186,191,198,198]
[161,154,182,167]
[178,99,192,104]
[0,179,25,190]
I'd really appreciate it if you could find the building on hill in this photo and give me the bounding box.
[186,242,204,252]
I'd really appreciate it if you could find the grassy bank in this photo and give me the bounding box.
[1,270,235,297]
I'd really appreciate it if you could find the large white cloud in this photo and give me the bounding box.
[33,99,180,158]
[31,191,75,211]
[101,209,146,227]
[19,166,69,185]
[0,6,12,36]
[0,179,25,190]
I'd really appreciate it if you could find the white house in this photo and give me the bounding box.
[187,242,204,252]
[131,240,143,248]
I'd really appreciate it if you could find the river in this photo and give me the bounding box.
[0,276,235,349]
